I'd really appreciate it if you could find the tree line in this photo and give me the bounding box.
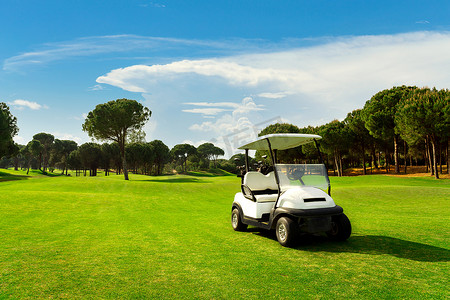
[1,86,449,179]
[0,132,227,177]
[255,86,449,179]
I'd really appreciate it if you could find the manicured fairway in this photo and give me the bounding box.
[0,170,449,298]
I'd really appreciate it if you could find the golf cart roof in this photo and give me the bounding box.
[238,133,322,151]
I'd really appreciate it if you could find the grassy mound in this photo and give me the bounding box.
[0,169,448,298]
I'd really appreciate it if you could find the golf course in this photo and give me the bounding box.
[0,169,448,299]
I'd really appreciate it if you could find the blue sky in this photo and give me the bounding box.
[1,0,449,157]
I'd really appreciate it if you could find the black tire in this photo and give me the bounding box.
[275,217,299,247]
[231,208,247,231]
[327,214,351,241]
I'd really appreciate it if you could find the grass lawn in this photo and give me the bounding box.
[0,169,449,299]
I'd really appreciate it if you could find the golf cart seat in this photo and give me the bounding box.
[242,171,279,202]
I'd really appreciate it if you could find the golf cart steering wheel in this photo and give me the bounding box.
[287,169,305,185]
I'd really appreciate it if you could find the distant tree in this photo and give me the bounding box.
[0,102,19,157]
[126,142,146,174]
[344,109,372,175]
[9,143,21,170]
[170,144,197,173]
[127,129,146,143]
[141,142,156,175]
[318,120,352,177]
[197,143,224,168]
[78,143,102,176]
[33,132,55,173]
[149,140,170,175]
[82,98,151,180]
[362,86,416,173]
[230,153,246,167]
[67,150,82,175]
[20,144,32,174]
[100,143,115,176]
[395,88,450,179]
[27,140,43,174]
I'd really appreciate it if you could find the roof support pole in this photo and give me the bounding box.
[314,138,331,196]
[245,149,249,173]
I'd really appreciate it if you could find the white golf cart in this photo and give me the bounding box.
[231,133,351,247]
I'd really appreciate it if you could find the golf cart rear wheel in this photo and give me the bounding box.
[275,217,299,247]
[231,208,247,231]
[327,214,351,241]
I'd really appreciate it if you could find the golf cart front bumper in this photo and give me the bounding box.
[274,205,343,233]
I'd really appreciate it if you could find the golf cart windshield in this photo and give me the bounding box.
[275,164,330,192]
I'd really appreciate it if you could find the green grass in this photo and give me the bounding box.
[0,169,449,299]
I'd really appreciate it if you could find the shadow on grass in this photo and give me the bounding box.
[249,229,449,262]
[0,171,30,182]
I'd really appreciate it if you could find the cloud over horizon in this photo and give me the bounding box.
[8,99,46,110]
[96,31,450,106]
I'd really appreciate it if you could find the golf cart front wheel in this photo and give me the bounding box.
[327,214,351,241]
[231,208,247,231]
[275,217,299,247]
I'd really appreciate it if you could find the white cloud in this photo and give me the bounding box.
[257,91,291,99]
[3,35,270,72]
[96,31,450,107]
[182,108,228,115]
[88,84,105,91]
[8,99,45,110]
[183,97,264,117]
[51,132,83,144]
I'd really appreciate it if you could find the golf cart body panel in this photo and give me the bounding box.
[231,133,351,246]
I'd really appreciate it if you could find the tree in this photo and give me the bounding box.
[78,143,102,176]
[362,86,416,173]
[344,109,372,175]
[100,143,115,176]
[197,143,224,168]
[67,150,82,175]
[0,102,19,157]
[82,99,151,180]
[318,120,352,177]
[27,140,43,174]
[149,140,170,175]
[33,132,55,173]
[170,144,197,173]
[395,88,450,179]
[126,142,146,174]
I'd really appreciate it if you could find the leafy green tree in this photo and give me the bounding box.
[149,140,170,175]
[33,132,55,173]
[67,150,82,175]
[100,143,115,176]
[78,143,102,176]
[362,86,416,173]
[318,120,352,177]
[197,143,224,168]
[170,144,197,173]
[82,98,151,180]
[126,142,146,174]
[344,109,372,175]
[0,102,18,157]
[395,88,450,179]
[27,140,43,173]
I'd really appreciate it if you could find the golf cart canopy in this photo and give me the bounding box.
[238,133,322,151]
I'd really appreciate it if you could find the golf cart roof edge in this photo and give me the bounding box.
[238,133,322,150]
